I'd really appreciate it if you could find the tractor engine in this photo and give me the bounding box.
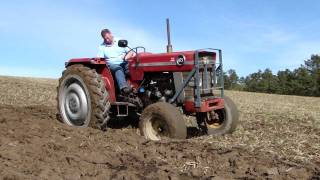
[138,73,175,107]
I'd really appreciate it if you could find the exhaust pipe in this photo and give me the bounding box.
[166,18,173,53]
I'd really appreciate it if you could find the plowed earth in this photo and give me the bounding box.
[0,76,319,179]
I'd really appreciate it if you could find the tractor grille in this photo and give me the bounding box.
[172,49,223,106]
[183,54,216,98]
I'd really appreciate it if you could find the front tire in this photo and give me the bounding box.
[139,102,187,141]
[196,96,239,135]
[57,64,110,130]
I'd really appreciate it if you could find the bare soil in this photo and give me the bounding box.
[0,76,319,179]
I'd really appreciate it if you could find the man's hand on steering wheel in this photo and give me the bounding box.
[123,49,136,61]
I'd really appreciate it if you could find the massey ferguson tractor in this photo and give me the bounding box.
[57,19,238,140]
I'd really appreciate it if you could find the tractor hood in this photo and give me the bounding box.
[134,50,216,67]
[128,50,217,81]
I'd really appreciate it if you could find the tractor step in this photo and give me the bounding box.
[112,102,136,117]
[113,102,136,107]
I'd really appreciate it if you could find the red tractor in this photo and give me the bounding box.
[57,19,238,140]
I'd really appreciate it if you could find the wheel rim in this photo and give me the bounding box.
[145,115,170,140]
[60,75,89,126]
[205,110,225,129]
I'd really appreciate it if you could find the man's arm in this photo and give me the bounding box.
[97,46,104,58]
[123,50,136,60]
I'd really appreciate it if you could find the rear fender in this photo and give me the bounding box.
[95,66,116,103]
[65,58,106,67]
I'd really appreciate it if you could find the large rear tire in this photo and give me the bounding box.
[139,102,187,141]
[196,96,239,135]
[57,64,110,130]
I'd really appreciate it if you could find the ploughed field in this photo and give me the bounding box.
[0,76,319,179]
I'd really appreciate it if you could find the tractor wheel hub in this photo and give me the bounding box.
[67,93,80,113]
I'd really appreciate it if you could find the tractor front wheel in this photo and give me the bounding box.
[196,96,239,135]
[57,64,110,130]
[139,102,187,141]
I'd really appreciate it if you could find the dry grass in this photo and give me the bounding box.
[0,76,57,106]
[0,75,319,165]
[196,91,320,164]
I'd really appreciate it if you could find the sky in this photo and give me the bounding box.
[0,0,319,78]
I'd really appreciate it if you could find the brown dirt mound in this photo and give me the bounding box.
[0,104,319,179]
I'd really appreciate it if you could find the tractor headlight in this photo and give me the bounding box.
[201,57,209,64]
[200,56,213,65]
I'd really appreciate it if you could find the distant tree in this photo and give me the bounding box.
[261,68,278,93]
[244,70,263,92]
[222,69,244,90]
[220,54,320,96]
[244,69,278,93]
[228,69,239,89]
[276,69,293,94]
[304,55,320,96]
[290,67,314,96]
[305,55,320,73]
[242,54,320,96]
[237,77,246,90]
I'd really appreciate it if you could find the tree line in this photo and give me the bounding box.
[222,54,320,97]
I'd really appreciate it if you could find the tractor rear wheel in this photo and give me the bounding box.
[139,102,187,141]
[57,64,110,130]
[196,96,239,135]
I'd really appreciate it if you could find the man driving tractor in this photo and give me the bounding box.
[57,20,239,141]
[98,28,135,94]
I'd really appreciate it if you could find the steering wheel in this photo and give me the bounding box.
[123,46,146,61]
[123,48,137,60]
